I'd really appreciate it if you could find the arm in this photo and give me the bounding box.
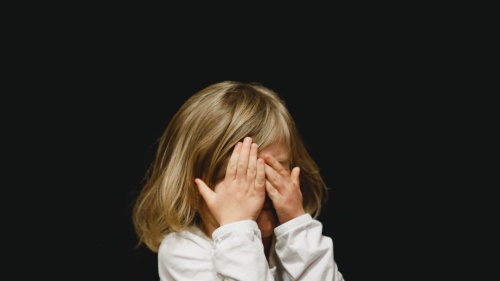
[211,220,274,280]
[274,214,345,281]
[264,155,345,281]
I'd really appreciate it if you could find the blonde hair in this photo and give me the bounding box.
[132,81,328,252]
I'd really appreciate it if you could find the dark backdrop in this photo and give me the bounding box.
[17,15,440,280]
[8,6,475,280]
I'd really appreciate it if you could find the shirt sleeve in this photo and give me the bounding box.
[274,214,345,281]
[211,220,275,280]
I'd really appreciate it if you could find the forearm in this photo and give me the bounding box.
[274,214,344,281]
[212,220,274,280]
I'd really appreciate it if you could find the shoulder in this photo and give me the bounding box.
[158,226,218,280]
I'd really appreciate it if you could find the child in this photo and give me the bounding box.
[132,81,345,280]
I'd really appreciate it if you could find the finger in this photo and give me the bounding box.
[255,158,266,191]
[264,153,288,176]
[247,143,259,178]
[226,142,242,180]
[236,137,252,180]
[264,163,284,193]
[265,179,280,199]
[194,178,215,206]
[290,166,300,186]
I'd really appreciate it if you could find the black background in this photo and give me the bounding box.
[8,10,459,280]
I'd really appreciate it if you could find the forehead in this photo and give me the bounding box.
[258,142,289,161]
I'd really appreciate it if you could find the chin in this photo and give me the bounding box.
[256,209,278,238]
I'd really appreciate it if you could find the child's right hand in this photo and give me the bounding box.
[195,137,266,226]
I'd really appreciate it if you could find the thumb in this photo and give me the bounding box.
[291,167,300,186]
[195,178,215,205]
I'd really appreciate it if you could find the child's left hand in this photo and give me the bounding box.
[263,154,306,224]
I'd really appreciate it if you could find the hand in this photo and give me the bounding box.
[264,154,306,224]
[195,137,266,225]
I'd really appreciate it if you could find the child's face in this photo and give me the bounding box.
[256,142,290,238]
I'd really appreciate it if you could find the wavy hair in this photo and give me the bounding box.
[132,81,328,252]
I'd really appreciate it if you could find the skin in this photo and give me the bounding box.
[195,137,306,259]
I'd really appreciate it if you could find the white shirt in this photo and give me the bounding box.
[158,214,345,281]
